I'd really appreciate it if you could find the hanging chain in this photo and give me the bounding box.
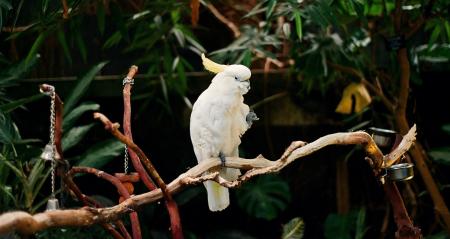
[124,145,129,174]
[123,75,133,174]
[48,88,57,198]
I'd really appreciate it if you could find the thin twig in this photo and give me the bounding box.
[205,2,241,38]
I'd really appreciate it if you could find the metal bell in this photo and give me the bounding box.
[46,197,60,211]
[40,143,61,161]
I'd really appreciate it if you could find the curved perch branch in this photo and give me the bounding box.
[0,123,417,236]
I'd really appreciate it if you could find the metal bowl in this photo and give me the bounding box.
[387,163,414,181]
[368,127,397,148]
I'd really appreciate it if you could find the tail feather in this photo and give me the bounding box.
[204,180,229,211]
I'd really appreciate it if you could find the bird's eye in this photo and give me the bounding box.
[234,76,239,80]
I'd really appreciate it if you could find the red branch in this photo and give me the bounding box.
[122,66,183,239]
[39,84,129,239]
[68,167,140,239]
[121,66,143,239]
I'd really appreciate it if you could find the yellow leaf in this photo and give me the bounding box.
[335,83,372,114]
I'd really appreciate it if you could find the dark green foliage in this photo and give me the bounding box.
[236,174,291,220]
[324,208,368,239]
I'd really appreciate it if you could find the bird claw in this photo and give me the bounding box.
[219,152,226,167]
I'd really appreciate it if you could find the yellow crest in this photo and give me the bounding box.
[201,53,227,74]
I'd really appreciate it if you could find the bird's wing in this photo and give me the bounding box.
[190,95,232,162]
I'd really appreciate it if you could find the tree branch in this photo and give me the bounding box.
[205,2,241,38]
[121,66,182,239]
[0,124,417,235]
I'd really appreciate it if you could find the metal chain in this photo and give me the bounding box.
[49,88,56,198]
[123,76,133,174]
[124,145,129,174]
[123,76,134,85]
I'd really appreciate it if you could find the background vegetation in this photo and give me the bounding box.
[1,0,450,238]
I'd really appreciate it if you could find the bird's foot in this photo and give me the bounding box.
[219,152,226,167]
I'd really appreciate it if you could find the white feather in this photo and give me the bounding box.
[190,64,252,211]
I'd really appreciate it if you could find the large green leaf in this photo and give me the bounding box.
[0,94,44,113]
[0,112,21,144]
[63,62,108,115]
[294,10,302,41]
[57,29,72,65]
[25,32,47,64]
[76,139,123,169]
[442,124,450,135]
[323,208,367,239]
[236,174,291,220]
[62,124,95,151]
[429,147,450,165]
[62,102,100,131]
[1,54,39,86]
[324,213,352,239]
[282,217,304,239]
[355,207,368,239]
[266,0,277,19]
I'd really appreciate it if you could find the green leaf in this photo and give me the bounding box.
[282,217,305,239]
[2,53,39,84]
[0,185,15,207]
[63,62,107,115]
[103,31,122,49]
[75,31,87,63]
[28,159,45,189]
[0,0,12,10]
[428,26,441,49]
[242,49,252,66]
[57,29,72,65]
[355,207,368,239]
[294,11,302,41]
[444,21,450,42]
[442,124,450,135]
[324,213,352,239]
[429,147,450,165]
[0,9,3,30]
[424,231,450,239]
[63,102,100,131]
[244,1,266,18]
[0,113,21,144]
[76,139,123,168]
[236,174,291,220]
[0,94,44,113]
[97,1,106,35]
[62,124,95,151]
[266,0,277,19]
[41,0,49,14]
[25,32,47,64]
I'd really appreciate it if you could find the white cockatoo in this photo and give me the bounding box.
[190,54,258,211]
